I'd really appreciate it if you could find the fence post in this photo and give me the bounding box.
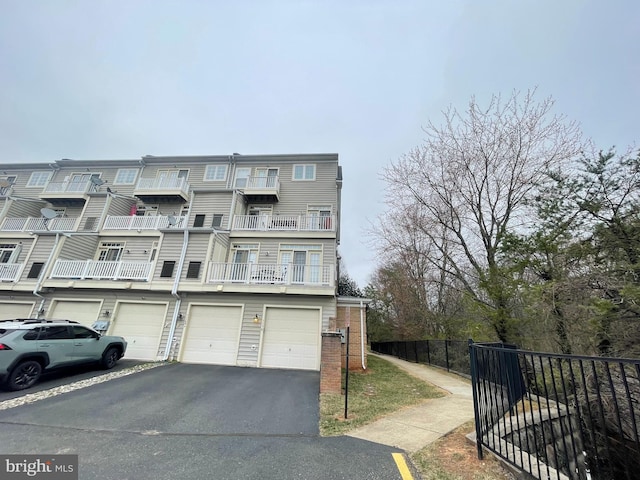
[445,340,450,372]
[426,340,431,365]
[414,341,418,363]
[468,339,483,460]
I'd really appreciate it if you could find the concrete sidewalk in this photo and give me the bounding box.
[346,353,475,453]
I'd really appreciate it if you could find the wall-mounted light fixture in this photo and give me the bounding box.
[178,313,184,320]
[253,314,261,324]
[103,310,111,318]
[125,249,131,254]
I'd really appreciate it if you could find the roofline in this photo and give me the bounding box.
[1,153,339,170]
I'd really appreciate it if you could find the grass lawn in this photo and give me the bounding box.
[319,354,444,436]
[319,355,516,480]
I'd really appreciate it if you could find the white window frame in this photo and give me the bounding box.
[234,168,251,188]
[0,243,18,263]
[204,165,228,182]
[96,242,125,262]
[114,168,139,185]
[292,164,316,181]
[26,171,51,187]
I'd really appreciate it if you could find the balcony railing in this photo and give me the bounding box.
[208,262,333,286]
[0,263,23,282]
[51,260,152,281]
[0,216,79,232]
[232,215,335,232]
[42,180,93,194]
[103,215,186,230]
[245,176,280,191]
[135,177,190,194]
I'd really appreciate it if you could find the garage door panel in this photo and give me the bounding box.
[110,303,166,361]
[0,303,35,319]
[50,301,101,324]
[261,308,320,371]
[180,305,242,365]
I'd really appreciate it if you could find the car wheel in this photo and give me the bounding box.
[7,360,42,391]
[101,347,120,369]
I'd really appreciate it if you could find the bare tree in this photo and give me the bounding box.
[377,89,584,342]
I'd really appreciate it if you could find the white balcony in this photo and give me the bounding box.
[0,216,79,232]
[241,176,280,202]
[103,215,186,230]
[133,177,190,203]
[208,262,333,286]
[0,263,24,282]
[232,214,335,232]
[39,180,95,205]
[51,260,152,281]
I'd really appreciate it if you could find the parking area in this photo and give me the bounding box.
[0,359,147,401]
[0,364,407,479]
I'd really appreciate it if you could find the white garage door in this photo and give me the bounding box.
[0,302,35,320]
[49,300,101,324]
[110,303,167,361]
[180,305,242,365]
[261,308,320,371]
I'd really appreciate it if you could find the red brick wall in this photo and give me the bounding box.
[320,332,342,393]
[336,305,367,371]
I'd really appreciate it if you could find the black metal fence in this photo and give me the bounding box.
[370,340,471,376]
[470,342,640,480]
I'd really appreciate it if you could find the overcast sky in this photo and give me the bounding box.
[1,1,638,287]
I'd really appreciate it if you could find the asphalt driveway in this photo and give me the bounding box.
[1,363,319,435]
[0,364,408,479]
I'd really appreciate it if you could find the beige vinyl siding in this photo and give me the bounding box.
[269,162,338,215]
[6,200,43,218]
[79,196,108,230]
[153,234,184,279]
[212,233,230,263]
[107,195,136,216]
[57,236,99,261]
[180,233,210,280]
[24,237,54,264]
[189,192,233,229]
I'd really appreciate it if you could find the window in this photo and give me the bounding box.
[114,168,139,185]
[160,261,176,278]
[41,326,72,340]
[26,171,51,187]
[255,168,278,187]
[279,245,322,283]
[97,242,124,262]
[0,176,16,195]
[186,262,201,279]
[23,329,40,341]
[231,244,258,281]
[293,164,315,181]
[27,263,45,279]
[193,214,205,227]
[234,168,251,188]
[204,165,228,181]
[308,205,332,230]
[73,326,97,339]
[212,214,223,228]
[0,244,17,263]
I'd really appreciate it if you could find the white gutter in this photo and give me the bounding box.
[360,300,366,370]
[163,193,194,360]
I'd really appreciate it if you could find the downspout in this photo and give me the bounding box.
[33,232,63,317]
[360,300,366,370]
[163,193,194,360]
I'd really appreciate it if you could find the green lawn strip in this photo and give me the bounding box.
[319,355,444,436]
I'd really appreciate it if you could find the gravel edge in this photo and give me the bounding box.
[0,362,166,411]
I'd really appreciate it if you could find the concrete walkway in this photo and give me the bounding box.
[346,353,475,453]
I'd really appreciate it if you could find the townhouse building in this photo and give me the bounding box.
[0,153,349,372]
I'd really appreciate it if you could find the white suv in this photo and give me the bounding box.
[0,319,127,391]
